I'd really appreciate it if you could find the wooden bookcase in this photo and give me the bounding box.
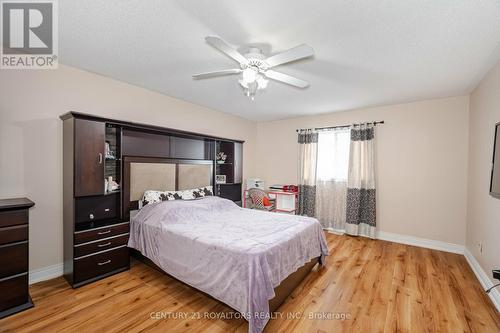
[62,116,129,288]
[215,140,243,205]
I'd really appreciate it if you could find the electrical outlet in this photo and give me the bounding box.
[477,242,483,253]
[493,270,500,281]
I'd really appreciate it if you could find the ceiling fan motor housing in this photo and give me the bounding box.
[243,48,267,71]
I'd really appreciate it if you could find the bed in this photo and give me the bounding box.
[123,157,329,333]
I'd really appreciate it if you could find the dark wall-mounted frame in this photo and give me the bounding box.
[489,121,500,198]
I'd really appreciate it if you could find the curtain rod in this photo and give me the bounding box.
[296,121,385,132]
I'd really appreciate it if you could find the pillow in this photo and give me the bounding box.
[262,196,271,206]
[140,190,180,208]
[140,186,213,208]
[187,185,214,199]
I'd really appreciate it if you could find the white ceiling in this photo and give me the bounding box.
[59,0,500,122]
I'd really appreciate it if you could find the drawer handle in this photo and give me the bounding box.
[98,260,111,266]
[97,230,111,235]
[97,242,111,248]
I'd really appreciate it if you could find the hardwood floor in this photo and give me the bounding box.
[1,233,499,332]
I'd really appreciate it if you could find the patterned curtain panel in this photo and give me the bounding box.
[297,130,318,217]
[345,123,377,238]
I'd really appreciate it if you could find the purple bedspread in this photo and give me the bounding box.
[128,196,328,333]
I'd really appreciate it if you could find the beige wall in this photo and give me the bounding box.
[0,63,482,273]
[256,96,470,245]
[0,65,257,271]
[467,60,500,285]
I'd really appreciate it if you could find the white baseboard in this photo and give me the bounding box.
[29,263,63,285]
[464,248,500,312]
[377,231,465,254]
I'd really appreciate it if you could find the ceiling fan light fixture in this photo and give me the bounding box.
[246,81,258,101]
[242,67,258,84]
[257,76,268,89]
[239,73,268,100]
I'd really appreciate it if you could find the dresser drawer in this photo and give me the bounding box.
[0,210,28,228]
[74,246,129,283]
[75,193,119,223]
[0,243,28,278]
[0,274,29,312]
[74,223,129,245]
[0,225,28,245]
[74,234,129,258]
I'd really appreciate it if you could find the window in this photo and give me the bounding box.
[317,129,350,181]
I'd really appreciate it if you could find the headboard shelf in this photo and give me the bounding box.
[60,111,244,144]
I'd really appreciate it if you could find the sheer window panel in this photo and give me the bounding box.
[315,129,350,231]
[317,129,350,181]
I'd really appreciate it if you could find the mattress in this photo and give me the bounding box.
[128,196,328,333]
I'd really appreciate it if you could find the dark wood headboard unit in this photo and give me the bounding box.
[60,111,243,287]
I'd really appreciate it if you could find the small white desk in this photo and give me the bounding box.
[244,189,298,214]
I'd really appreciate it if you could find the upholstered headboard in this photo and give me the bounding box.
[123,156,213,219]
[129,163,176,201]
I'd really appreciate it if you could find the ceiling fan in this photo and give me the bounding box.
[193,36,314,100]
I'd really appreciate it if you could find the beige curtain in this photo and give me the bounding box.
[297,129,318,217]
[345,123,376,238]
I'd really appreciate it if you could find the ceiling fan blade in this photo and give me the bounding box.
[264,44,314,68]
[193,69,242,79]
[264,70,310,88]
[205,36,249,66]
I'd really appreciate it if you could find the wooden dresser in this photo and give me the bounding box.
[0,198,34,319]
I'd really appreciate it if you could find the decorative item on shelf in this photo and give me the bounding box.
[106,176,120,193]
[105,141,115,159]
[216,152,227,164]
[216,174,226,184]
